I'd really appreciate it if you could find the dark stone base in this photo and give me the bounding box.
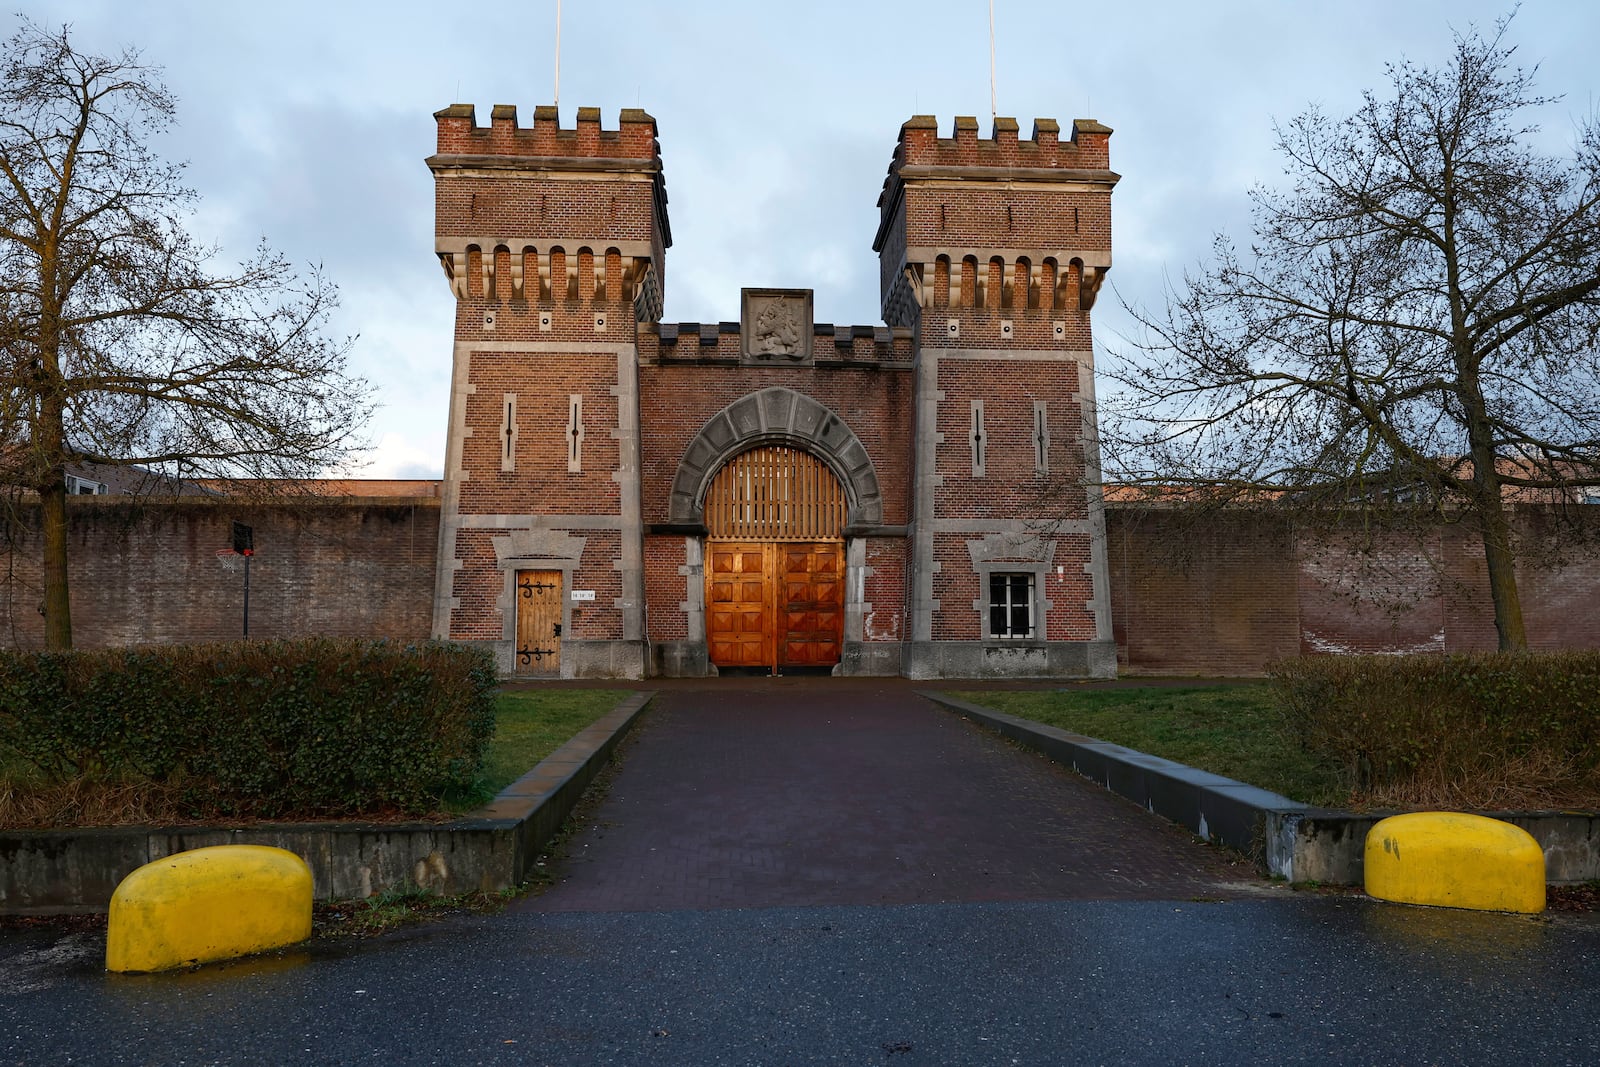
[642,639,1115,679]
[650,640,713,678]
[484,639,648,679]
[836,641,903,676]
[902,640,1117,680]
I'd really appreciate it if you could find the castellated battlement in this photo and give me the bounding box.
[891,115,1112,178]
[429,104,670,317]
[643,321,915,366]
[872,115,1118,327]
[875,114,1116,229]
[432,103,660,162]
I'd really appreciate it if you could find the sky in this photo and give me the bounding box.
[18,1,1600,479]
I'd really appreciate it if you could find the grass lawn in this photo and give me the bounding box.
[950,684,1347,807]
[443,689,629,813]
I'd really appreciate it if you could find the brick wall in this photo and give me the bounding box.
[1108,505,1600,674]
[638,356,915,527]
[933,361,1085,518]
[0,499,438,649]
[458,350,622,515]
[1108,508,1301,674]
[643,535,690,642]
[11,499,1595,669]
[862,537,906,643]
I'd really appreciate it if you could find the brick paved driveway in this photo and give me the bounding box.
[521,678,1260,913]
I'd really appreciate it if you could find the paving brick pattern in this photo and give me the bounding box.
[522,679,1259,913]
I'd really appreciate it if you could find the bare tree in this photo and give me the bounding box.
[1102,17,1600,651]
[0,22,371,648]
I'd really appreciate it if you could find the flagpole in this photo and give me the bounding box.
[554,0,562,108]
[988,0,997,120]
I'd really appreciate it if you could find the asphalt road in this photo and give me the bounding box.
[6,682,1596,1063]
[2,895,1598,1065]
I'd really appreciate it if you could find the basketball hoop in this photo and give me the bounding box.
[216,549,242,574]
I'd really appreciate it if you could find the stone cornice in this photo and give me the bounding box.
[426,153,663,176]
[895,164,1120,186]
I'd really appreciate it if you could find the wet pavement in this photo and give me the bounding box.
[524,679,1256,912]
[2,897,1598,1064]
[3,678,1598,1064]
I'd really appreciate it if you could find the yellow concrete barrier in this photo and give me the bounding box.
[106,845,313,973]
[1364,812,1545,914]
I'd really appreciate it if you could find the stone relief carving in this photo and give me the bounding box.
[753,298,802,356]
[741,288,813,365]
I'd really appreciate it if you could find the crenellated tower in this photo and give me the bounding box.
[874,115,1119,677]
[430,104,1117,680]
[428,104,669,677]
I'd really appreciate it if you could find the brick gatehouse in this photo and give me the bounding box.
[428,104,1118,679]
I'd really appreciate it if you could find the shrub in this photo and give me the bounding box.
[1270,651,1600,808]
[0,638,498,821]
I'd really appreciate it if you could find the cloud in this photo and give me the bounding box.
[356,431,444,481]
[9,0,1600,487]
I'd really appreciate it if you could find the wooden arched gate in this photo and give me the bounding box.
[704,445,845,672]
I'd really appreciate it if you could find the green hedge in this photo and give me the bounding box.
[1270,651,1600,798]
[0,639,498,818]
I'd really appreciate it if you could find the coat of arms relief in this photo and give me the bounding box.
[741,289,814,365]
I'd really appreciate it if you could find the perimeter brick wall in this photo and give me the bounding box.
[0,499,438,649]
[1107,504,1600,673]
[4,500,1597,665]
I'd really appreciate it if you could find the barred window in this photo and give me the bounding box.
[988,573,1035,640]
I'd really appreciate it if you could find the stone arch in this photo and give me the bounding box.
[667,387,884,528]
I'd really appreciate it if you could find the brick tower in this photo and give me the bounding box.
[873,115,1119,677]
[428,105,667,676]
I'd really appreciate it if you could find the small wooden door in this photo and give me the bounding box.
[781,544,842,667]
[707,544,770,668]
[514,569,562,674]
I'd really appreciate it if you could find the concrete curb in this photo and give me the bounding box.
[0,690,654,915]
[922,691,1600,885]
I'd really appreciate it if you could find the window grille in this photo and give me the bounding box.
[988,572,1035,639]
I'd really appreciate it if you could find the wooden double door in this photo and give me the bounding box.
[707,540,843,672]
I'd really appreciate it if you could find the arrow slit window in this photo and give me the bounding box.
[500,394,518,472]
[970,400,986,477]
[567,394,585,473]
[1033,401,1049,472]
